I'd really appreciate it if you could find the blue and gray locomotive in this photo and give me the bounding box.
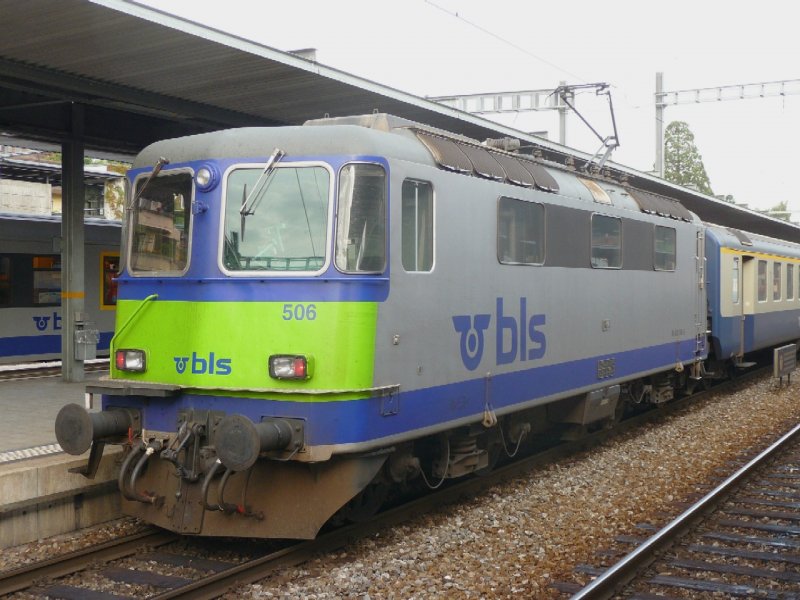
[56,114,800,539]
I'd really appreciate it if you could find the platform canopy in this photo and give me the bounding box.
[1,0,799,241]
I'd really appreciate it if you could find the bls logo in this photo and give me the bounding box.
[173,352,232,376]
[32,312,62,332]
[452,314,491,371]
[452,298,546,371]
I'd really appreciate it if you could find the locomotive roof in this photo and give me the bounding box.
[134,123,433,169]
[135,114,697,224]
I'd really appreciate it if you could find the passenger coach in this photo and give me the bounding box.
[0,213,119,364]
[706,224,800,365]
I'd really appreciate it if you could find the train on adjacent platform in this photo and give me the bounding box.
[55,114,800,539]
[0,213,120,365]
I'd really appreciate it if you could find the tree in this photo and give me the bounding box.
[663,121,714,196]
[761,200,791,221]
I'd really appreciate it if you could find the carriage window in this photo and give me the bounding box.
[101,253,120,309]
[773,262,782,301]
[497,197,545,265]
[32,255,61,305]
[654,226,676,271]
[787,263,794,300]
[336,163,386,273]
[731,257,740,304]
[0,256,10,307]
[402,180,434,272]
[757,260,767,302]
[130,171,193,274]
[591,214,622,268]
[224,165,330,272]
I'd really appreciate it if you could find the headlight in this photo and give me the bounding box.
[269,355,313,380]
[194,164,219,191]
[115,349,146,372]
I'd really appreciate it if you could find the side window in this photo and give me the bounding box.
[731,256,740,304]
[654,226,676,271]
[497,197,545,265]
[788,263,795,300]
[32,255,61,305]
[757,260,767,302]
[0,256,10,307]
[773,262,782,301]
[335,163,386,273]
[101,253,120,309]
[401,180,434,272]
[591,214,622,269]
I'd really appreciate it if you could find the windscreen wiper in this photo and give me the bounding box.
[239,148,284,242]
[127,156,169,210]
[239,148,285,218]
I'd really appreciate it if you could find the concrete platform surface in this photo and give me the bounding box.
[0,372,122,547]
[0,371,104,454]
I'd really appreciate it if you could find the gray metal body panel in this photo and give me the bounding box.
[373,156,704,405]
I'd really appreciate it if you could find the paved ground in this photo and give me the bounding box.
[0,371,104,452]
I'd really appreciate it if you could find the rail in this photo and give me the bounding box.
[569,418,800,600]
[0,528,176,596]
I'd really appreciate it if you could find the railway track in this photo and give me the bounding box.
[555,417,800,599]
[0,367,772,598]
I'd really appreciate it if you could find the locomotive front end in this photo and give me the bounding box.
[56,130,391,538]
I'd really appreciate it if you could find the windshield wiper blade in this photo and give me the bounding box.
[127,156,169,211]
[239,147,285,217]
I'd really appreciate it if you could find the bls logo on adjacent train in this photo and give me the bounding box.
[452,298,546,371]
[173,352,232,376]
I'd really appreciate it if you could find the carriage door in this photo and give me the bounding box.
[738,255,756,357]
[695,230,706,358]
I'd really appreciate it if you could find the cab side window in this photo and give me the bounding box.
[401,180,434,272]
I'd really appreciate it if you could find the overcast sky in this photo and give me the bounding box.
[142,0,800,213]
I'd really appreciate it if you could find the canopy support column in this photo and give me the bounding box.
[61,103,86,382]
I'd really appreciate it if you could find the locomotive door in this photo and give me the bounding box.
[738,255,756,357]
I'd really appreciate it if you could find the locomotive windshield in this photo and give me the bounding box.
[223,165,330,272]
[129,171,193,274]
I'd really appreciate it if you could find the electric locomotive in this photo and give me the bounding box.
[57,114,750,539]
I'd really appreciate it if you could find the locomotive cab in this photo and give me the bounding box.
[56,125,403,538]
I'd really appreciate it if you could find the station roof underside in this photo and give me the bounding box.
[1,0,799,242]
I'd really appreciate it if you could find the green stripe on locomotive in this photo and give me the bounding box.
[111,299,378,399]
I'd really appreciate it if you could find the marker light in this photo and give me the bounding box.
[194,164,219,192]
[115,349,146,372]
[269,355,313,380]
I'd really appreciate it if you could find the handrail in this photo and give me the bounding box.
[109,294,158,354]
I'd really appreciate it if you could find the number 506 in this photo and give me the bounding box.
[282,303,317,321]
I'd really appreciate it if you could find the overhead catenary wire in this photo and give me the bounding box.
[423,0,588,84]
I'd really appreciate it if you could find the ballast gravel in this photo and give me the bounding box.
[1,373,798,599]
[240,374,800,599]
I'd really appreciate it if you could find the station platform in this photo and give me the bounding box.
[0,370,103,458]
[0,369,122,548]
